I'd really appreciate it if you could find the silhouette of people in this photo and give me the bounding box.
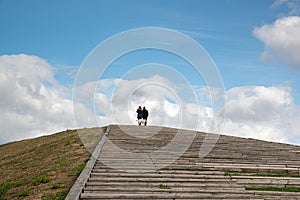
[136,106,143,126]
[142,106,149,126]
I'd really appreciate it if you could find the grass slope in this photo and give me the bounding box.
[0,127,106,200]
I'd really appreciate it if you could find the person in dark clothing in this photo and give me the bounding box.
[136,106,143,126]
[142,106,149,126]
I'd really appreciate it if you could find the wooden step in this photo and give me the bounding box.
[80,192,261,199]
[66,125,300,200]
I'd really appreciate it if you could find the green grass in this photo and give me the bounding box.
[0,181,14,198]
[14,179,24,187]
[41,190,69,200]
[224,171,300,178]
[68,161,87,176]
[51,181,67,189]
[56,157,71,173]
[225,171,300,193]
[159,184,171,189]
[0,126,107,199]
[252,173,300,178]
[64,139,72,146]
[18,189,29,197]
[0,127,106,199]
[246,186,300,192]
[32,175,51,186]
[0,179,24,198]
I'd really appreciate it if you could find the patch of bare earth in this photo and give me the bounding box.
[0,127,106,200]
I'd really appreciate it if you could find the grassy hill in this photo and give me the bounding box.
[0,127,106,200]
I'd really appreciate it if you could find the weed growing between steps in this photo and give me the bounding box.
[225,171,300,193]
[224,171,300,178]
[246,186,300,192]
[159,184,171,189]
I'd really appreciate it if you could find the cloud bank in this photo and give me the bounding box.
[1,54,300,146]
[253,16,300,68]
[0,54,90,143]
[223,86,300,143]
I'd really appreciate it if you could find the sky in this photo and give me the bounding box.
[1,0,300,146]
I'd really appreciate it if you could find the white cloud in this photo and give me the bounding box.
[1,54,300,147]
[88,77,300,145]
[223,86,300,144]
[272,0,300,15]
[73,74,216,132]
[89,77,300,145]
[94,76,188,127]
[0,54,94,144]
[164,99,180,118]
[225,86,292,122]
[253,16,300,68]
[272,0,289,8]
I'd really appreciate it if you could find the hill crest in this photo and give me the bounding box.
[1,125,300,199]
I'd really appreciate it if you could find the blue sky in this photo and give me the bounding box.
[1,0,300,145]
[1,0,299,93]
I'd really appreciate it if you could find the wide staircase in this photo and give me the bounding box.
[67,125,300,199]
